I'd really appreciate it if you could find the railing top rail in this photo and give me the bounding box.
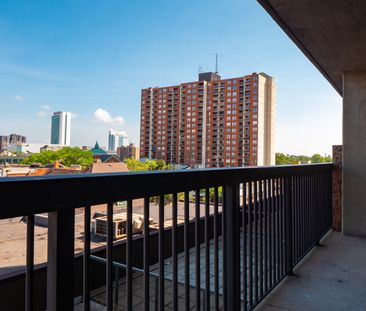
[0,163,333,219]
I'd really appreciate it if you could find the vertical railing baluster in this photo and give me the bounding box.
[47,209,75,311]
[223,183,240,311]
[310,174,314,244]
[275,178,280,282]
[298,175,301,258]
[83,206,91,311]
[195,189,201,311]
[214,187,219,311]
[297,175,304,260]
[184,191,190,311]
[304,175,307,251]
[264,180,268,293]
[328,169,333,229]
[144,197,150,311]
[172,193,178,311]
[248,182,253,308]
[320,172,324,233]
[269,179,273,289]
[259,180,263,298]
[321,172,325,231]
[158,195,165,311]
[222,186,227,311]
[306,174,311,251]
[297,176,301,261]
[253,181,258,303]
[243,182,248,311]
[294,176,298,262]
[316,173,319,243]
[281,178,285,276]
[204,188,210,311]
[106,202,113,311]
[26,214,34,311]
[285,176,293,275]
[126,199,133,311]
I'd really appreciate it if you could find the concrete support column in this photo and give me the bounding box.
[343,71,366,236]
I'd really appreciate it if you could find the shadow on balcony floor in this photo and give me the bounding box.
[257,231,366,311]
[79,239,225,310]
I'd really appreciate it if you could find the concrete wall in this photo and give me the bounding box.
[342,71,366,237]
[257,74,276,166]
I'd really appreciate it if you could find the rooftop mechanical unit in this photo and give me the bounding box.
[94,213,154,240]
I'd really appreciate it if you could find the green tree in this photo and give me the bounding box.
[275,153,289,165]
[125,158,149,171]
[125,158,174,172]
[22,147,93,169]
[276,152,332,165]
[125,158,174,206]
[311,153,325,163]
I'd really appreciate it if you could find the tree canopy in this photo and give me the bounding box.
[125,158,174,205]
[125,158,173,171]
[22,147,94,169]
[275,153,332,165]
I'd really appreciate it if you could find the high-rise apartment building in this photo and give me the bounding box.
[9,134,26,144]
[108,129,128,151]
[0,134,26,151]
[140,72,276,167]
[51,112,71,146]
[117,143,140,161]
[0,136,9,151]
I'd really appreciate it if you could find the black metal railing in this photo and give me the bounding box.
[0,163,333,311]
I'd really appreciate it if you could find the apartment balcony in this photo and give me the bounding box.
[1,1,366,310]
[0,164,338,311]
[252,0,366,309]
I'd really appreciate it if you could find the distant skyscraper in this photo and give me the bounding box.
[0,136,9,151]
[9,134,26,144]
[0,134,26,151]
[108,129,128,151]
[117,143,139,161]
[51,111,71,146]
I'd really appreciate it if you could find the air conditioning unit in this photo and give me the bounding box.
[94,213,154,240]
[95,216,126,239]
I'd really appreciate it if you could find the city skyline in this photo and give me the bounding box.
[108,128,128,151]
[0,0,341,155]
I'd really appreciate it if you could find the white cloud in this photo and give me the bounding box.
[37,106,52,118]
[37,110,48,118]
[94,108,125,125]
[15,95,24,101]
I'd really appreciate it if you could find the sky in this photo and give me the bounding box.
[0,0,342,156]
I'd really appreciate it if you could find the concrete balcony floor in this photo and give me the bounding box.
[257,231,366,311]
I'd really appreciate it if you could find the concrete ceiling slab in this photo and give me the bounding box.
[258,0,366,96]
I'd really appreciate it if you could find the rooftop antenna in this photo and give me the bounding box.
[198,65,203,74]
[210,53,223,74]
[215,53,218,74]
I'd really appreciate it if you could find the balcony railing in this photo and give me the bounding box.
[0,163,332,311]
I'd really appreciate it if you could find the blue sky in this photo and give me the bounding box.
[0,0,341,155]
